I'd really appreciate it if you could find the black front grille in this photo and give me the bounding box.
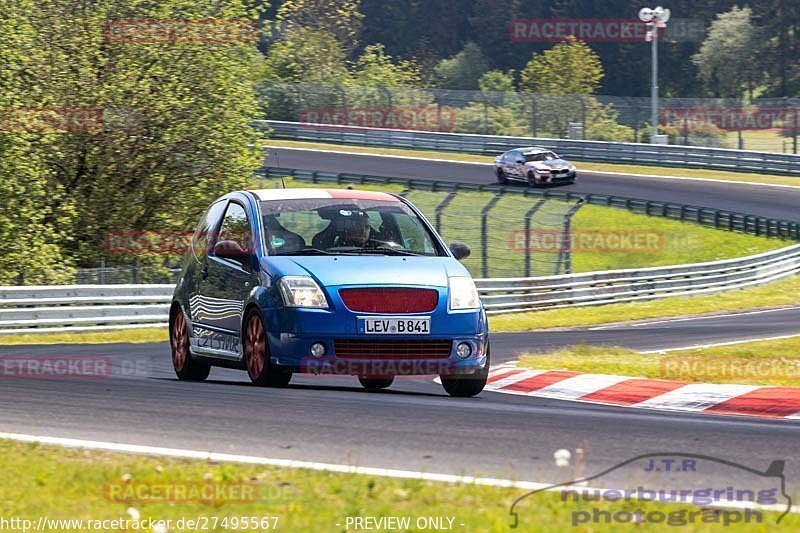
[334,339,452,360]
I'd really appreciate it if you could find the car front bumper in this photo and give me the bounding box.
[264,307,489,375]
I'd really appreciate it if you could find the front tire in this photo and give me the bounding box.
[440,346,490,398]
[170,310,210,381]
[496,168,507,184]
[527,171,540,188]
[358,376,394,391]
[244,310,292,387]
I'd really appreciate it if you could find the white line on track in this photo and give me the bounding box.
[589,306,800,330]
[264,145,800,190]
[638,333,800,354]
[0,432,795,517]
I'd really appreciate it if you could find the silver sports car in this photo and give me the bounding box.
[494,147,577,187]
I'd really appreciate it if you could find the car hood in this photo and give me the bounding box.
[525,158,571,170]
[266,256,470,288]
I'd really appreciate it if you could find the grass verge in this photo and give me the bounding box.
[264,139,800,188]
[1,439,793,532]
[257,176,786,277]
[518,339,800,387]
[0,328,168,346]
[488,274,800,332]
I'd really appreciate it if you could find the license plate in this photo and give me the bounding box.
[359,317,431,335]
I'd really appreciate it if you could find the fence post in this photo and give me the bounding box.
[481,194,504,278]
[435,191,458,233]
[555,199,586,275]
[531,95,538,137]
[523,199,547,277]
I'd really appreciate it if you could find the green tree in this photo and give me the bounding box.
[346,44,428,111]
[263,28,349,84]
[434,42,490,90]
[519,37,603,95]
[1,0,265,274]
[261,28,350,120]
[455,70,527,136]
[692,7,764,99]
[276,0,364,53]
[350,44,421,88]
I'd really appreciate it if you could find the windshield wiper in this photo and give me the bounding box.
[353,246,420,256]
[274,248,355,256]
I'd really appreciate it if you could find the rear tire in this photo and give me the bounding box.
[440,346,490,398]
[244,310,292,387]
[170,310,210,381]
[496,168,507,184]
[358,376,394,391]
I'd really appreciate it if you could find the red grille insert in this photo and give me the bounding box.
[339,288,438,314]
[334,339,452,360]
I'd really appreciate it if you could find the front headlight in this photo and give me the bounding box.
[277,276,329,309]
[568,164,576,171]
[449,276,481,310]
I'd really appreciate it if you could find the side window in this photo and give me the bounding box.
[192,201,227,261]
[216,202,253,253]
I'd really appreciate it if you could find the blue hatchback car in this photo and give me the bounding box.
[169,188,490,397]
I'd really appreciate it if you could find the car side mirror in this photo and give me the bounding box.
[516,158,525,164]
[449,242,471,261]
[214,240,251,262]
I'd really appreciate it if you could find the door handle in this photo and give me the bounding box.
[201,265,208,280]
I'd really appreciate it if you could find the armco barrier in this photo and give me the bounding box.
[261,167,800,239]
[259,120,800,176]
[0,285,173,334]
[2,244,800,331]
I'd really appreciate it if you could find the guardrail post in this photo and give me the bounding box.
[523,199,547,277]
[481,194,504,278]
[435,191,458,233]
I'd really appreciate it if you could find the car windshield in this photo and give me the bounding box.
[524,151,558,162]
[259,198,445,256]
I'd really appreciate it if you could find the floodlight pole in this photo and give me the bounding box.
[650,22,659,144]
[640,6,669,144]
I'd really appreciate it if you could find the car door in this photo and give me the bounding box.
[506,151,523,179]
[193,199,259,360]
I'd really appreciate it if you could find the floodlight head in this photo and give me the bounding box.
[654,7,671,22]
[639,7,655,22]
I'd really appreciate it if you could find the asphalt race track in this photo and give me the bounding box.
[1,308,799,493]
[2,148,800,505]
[264,147,800,221]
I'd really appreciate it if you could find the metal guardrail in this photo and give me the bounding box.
[260,120,800,176]
[477,243,800,314]
[261,167,800,239]
[0,285,173,334]
[2,244,800,331]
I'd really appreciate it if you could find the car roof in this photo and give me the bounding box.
[516,147,551,154]
[247,188,400,202]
